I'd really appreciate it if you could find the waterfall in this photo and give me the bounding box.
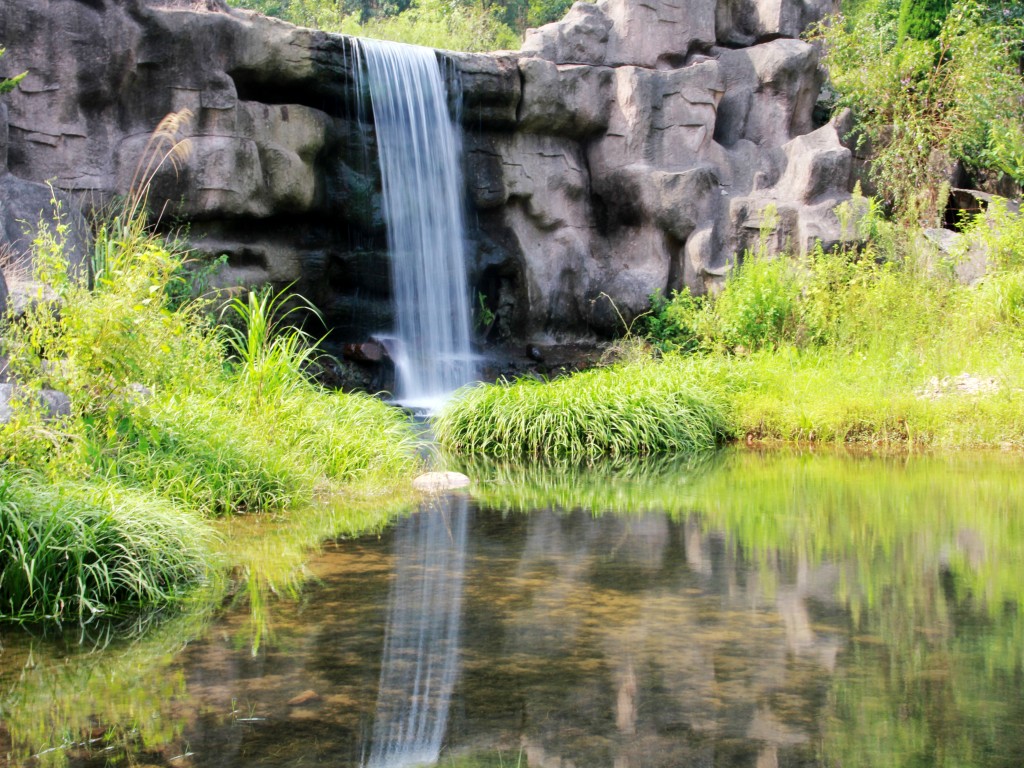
[356,40,476,410]
[365,497,470,768]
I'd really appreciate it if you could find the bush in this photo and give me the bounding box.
[898,0,953,39]
[642,288,710,353]
[339,0,520,51]
[811,0,1024,220]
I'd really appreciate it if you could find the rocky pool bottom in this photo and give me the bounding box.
[2,448,1024,767]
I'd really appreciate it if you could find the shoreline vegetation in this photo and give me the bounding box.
[5,183,1024,622]
[0,120,421,621]
[436,195,1024,457]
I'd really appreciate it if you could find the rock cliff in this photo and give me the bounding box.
[0,0,854,346]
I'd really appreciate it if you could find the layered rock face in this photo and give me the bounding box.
[467,0,852,337]
[0,0,853,346]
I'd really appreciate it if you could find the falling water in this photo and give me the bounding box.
[356,40,476,410]
[365,497,470,768]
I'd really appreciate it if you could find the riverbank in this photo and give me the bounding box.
[0,202,421,621]
[436,201,1024,456]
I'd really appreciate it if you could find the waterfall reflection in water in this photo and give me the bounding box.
[365,496,469,768]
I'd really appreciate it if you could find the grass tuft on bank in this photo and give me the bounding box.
[434,361,729,460]
[0,472,212,620]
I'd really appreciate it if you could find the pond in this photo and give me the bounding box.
[2,448,1024,767]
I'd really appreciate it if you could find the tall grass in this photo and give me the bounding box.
[0,472,213,620]
[434,360,729,460]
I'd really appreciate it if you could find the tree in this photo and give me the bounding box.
[812,0,1024,222]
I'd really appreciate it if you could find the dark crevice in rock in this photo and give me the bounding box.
[230,69,350,120]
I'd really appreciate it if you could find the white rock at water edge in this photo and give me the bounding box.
[412,472,471,492]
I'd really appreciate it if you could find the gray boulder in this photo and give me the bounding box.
[0,382,72,425]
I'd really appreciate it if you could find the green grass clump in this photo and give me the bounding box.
[0,472,213,620]
[434,360,729,461]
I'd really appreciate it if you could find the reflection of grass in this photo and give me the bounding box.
[219,490,415,654]
[468,448,1024,767]
[468,448,1024,615]
[458,452,720,515]
[0,603,216,767]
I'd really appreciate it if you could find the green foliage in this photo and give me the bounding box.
[0,114,419,618]
[644,206,805,353]
[434,359,729,460]
[714,254,802,351]
[811,0,1024,221]
[956,196,1024,272]
[625,191,1024,446]
[220,287,323,405]
[642,287,709,353]
[526,0,576,27]
[229,0,520,51]
[0,472,212,620]
[897,0,952,39]
[338,0,520,51]
[0,46,26,96]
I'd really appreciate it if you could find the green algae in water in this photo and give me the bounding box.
[2,449,1024,767]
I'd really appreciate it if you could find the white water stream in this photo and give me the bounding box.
[356,40,476,411]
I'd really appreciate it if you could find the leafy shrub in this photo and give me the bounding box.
[898,0,953,39]
[811,0,1024,220]
[712,254,802,352]
[642,288,710,353]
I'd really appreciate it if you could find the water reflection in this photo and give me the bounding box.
[367,496,469,768]
[1,450,1024,767]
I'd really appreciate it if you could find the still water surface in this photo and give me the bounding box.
[3,449,1024,767]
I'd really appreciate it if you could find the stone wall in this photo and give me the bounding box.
[0,0,854,346]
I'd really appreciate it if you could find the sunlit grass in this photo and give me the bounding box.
[434,359,729,460]
[0,471,215,620]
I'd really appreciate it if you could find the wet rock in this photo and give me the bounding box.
[413,471,471,492]
[343,341,385,363]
